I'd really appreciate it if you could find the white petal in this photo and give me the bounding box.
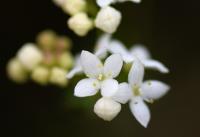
[112,82,133,104]
[129,97,150,128]
[108,40,134,63]
[94,97,121,121]
[66,66,82,79]
[143,59,169,73]
[94,34,111,59]
[74,78,100,97]
[141,80,170,101]
[128,58,144,87]
[130,44,151,61]
[103,54,123,78]
[80,51,103,78]
[97,0,114,7]
[101,79,119,97]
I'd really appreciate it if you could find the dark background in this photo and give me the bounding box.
[1,0,200,137]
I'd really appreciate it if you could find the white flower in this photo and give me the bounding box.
[97,0,141,8]
[68,12,93,36]
[95,6,122,34]
[109,41,169,73]
[62,0,86,15]
[67,34,111,79]
[17,43,43,71]
[119,59,170,127]
[74,51,124,120]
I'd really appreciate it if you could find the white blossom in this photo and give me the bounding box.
[68,12,93,36]
[97,0,141,8]
[109,41,169,73]
[119,59,170,127]
[17,43,43,71]
[74,51,124,120]
[95,6,122,34]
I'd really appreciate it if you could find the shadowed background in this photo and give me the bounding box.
[0,0,200,137]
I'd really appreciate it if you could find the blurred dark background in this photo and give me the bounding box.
[1,0,200,137]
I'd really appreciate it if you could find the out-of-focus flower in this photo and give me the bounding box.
[55,36,72,51]
[31,66,50,85]
[74,51,125,120]
[50,67,68,87]
[68,12,93,36]
[109,41,169,73]
[17,43,43,71]
[97,0,141,7]
[95,6,121,33]
[53,0,65,7]
[7,58,28,83]
[62,0,86,15]
[119,58,170,127]
[94,97,121,121]
[57,52,74,69]
[36,30,57,51]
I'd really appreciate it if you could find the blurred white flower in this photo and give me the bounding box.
[68,12,93,36]
[97,0,141,7]
[119,59,170,127]
[62,0,86,15]
[109,41,169,73]
[17,43,43,71]
[95,6,121,33]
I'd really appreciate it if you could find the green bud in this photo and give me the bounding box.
[57,52,74,69]
[36,30,57,51]
[31,66,49,85]
[50,67,68,87]
[7,58,28,83]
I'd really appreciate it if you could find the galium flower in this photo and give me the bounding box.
[74,51,124,120]
[97,0,141,8]
[109,41,169,73]
[120,58,170,127]
[68,12,93,36]
[95,6,122,34]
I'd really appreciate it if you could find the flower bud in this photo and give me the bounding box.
[68,13,93,36]
[62,0,86,15]
[95,6,121,34]
[50,67,68,87]
[31,66,49,85]
[94,97,121,121]
[36,30,57,51]
[53,0,65,7]
[55,36,72,51]
[57,52,74,69]
[7,58,28,83]
[17,43,43,71]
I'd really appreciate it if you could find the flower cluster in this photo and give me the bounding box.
[68,34,170,127]
[53,0,141,36]
[7,30,74,87]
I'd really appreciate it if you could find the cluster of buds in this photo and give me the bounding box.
[53,0,141,36]
[67,34,170,127]
[7,30,74,87]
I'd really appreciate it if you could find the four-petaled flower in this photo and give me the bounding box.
[119,58,170,127]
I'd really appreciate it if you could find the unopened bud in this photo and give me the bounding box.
[7,58,28,83]
[56,36,72,51]
[50,67,68,87]
[36,30,57,51]
[17,43,43,71]
[68,13,93,36]
[94,97,121,121]
[62,0,86,15]
[31,66,49,85]
[95,6,121,33]
[57,52,74,69]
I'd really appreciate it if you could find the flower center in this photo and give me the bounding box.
[97,74,104,81]
[132,85,141,96]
